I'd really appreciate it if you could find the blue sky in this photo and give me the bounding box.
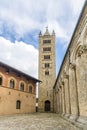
[0,0,85,78]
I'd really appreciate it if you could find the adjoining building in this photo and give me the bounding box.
[0,62,40,115]
[53,0,87,124]
[38,27,56,112]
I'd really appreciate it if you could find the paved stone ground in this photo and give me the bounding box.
[0,113,81,130]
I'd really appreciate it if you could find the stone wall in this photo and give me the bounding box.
[0,87,36,115]
[53,1,87,123]
[0,63,37,115]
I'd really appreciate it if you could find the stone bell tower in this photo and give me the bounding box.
[38,27,56,112]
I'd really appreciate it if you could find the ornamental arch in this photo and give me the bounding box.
[83,27,87,44]
[70,42,82,63]
[8,77,17,89]
[75,44,87,116]
[19,81,26,91]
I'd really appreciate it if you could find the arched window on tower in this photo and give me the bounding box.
[45,63,50,68]
[10,79,15,89]
[45,71,49,76]
[0,76,2,85]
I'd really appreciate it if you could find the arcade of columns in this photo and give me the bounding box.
[53,1,87,122]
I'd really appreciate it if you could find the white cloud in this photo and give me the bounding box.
[0,37,38,78]
[0,0,86,79]
[0,0,85,43]
[70,0,85,15]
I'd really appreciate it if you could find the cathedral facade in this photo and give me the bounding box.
[53,0,87,124]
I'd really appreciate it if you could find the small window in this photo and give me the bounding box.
[43,40,51,44]
[20,83,24,91]
[0,76,2,85]
[43,47,51,52]
[45,63,50,68]
[10,79,15,88]
[16,100,21,109]
[45,71,49,75]
[29,86,32,93]
[44,55,50,59]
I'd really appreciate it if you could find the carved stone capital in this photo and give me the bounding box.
[77,45,87,57]
[64,74,69,79]
[61,81,64,85]
[63,70,69,79]
[69,63,76,70]
[55,85,59,93]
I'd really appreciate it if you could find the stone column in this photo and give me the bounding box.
[69,63,79,120]
[64,73,71,117]
[61,82,66,115]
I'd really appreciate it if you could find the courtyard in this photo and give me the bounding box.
[0,113,81,130]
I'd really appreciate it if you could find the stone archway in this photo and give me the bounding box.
[45,100,50,112]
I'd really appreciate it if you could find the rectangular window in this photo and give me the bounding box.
[16,100,21,109]
[20,83,24,91]
[43,47,51,52]
[0,77,2,85]
[10,80,15,89]
[43,40,51,44]
[45,63,50,68]
[44,55,50,59]
[45,71,49,75]
[29,86,32,93]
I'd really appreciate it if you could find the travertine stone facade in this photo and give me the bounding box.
[38,28,56,112]
[53,0,87,123]
[0,62,40,115]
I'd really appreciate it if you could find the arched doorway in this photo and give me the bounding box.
[45,100,50,112]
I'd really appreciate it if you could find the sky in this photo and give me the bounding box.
[0,0,85,79]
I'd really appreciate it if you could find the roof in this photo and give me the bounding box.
[0,61,41,83]
[53,0,87,88]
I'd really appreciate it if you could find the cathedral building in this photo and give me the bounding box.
[53,0,87,125]
[38,27,56,112]
[0,62,40,115]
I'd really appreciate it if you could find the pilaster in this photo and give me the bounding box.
[61,81,66,115]
[63,72,71,117]
[69,63,79,120]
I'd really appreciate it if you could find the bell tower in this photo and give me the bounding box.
[38,27,56,112]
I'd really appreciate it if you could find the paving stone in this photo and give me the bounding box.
[0,113,81,130]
